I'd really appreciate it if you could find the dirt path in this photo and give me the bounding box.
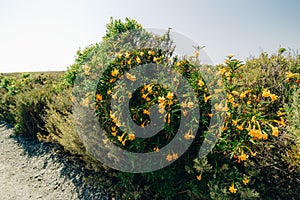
[0,123,113,200]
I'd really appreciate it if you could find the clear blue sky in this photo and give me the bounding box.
[0,0,299,72]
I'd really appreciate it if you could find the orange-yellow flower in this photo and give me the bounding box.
[153,146,159,152]
[286,71,296,79]
[136,56,141,64]
[187,102,194,109]
[231,91,239,96]
[96,94,102,101]
[148,50,155,56]
[143,109,150,115]
[142,93,148,99]
[166,92,174,99]
[238,152,248,162]
[158,96,165,103]
[229,182,237,194]
[204,94,212,103]
[111,68,119,77]
[262,89,271,98]
[196,174,202,181]
[277,111,285,116]
[270,93,278,101]
[237,125,244,131]
[219,68,227,75]
[272,126,279,137]
[198,80,205,87]
[243,178,249,185]
[274,117,286,127]
[172,153,179,160]
[184,129,195,140]
[128,133,135,141]
[126,72,136,81]
[240,91,247,98]
[153,57,159,62]
[166,154,173,161]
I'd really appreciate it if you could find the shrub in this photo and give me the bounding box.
[13,84,56,138]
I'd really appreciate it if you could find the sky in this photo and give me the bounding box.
[0,0,300,72]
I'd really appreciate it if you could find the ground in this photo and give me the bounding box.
[0,123,114,200]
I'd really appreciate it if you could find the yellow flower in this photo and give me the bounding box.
[111,68,120,77]
[277,111,285,116]
[232,119,241,126]
[219,68,227,75]
[208,113,213,118]
[251,151,257,157]
[187,102,194,109]
[82,65,90,75]
[184,129,195,140]
[136,56,141,64]
[270,93,278,101]
[286,71,296,79]
[262,89,271,98]
[175,62,181,67]
[142,93,148,99]
[158,96,165,103]
[243,178,249,185]
[196,174,202,181]
[203,94,212,103]
[238,152,248,163]
[145,84,153,93]
[229,182,237,194]
[237,125,244,131]
[111,126,117,132]
[240,91,247,98]
[96,94,102,101]
[148,50,155,55]
[140,52,144,57]
[153,57,159,62]
[166,154,173,161]
[127,59,132,65]
[272,126,279,137]
[247,101,251,105]
[181,109,187,116]
[172,153,179,160]
[228,54,234,59]
[143,109,150,115]
[125,52,130,58]
[274,117,286,127]
[128,133,135,141]
[153,146,159,152]
[198,80,205,87]
[121,139,127,146]
[116,53,122,58]
[194,51,199,57]
[158,107,165,114]
[166,92,174,99]
[126,72,136,81]
[118,133,126,143]
[231,91,239,96]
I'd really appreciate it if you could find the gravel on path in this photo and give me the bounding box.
[0,123,115,200]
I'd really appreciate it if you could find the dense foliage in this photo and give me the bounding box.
[0,18,299,199]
